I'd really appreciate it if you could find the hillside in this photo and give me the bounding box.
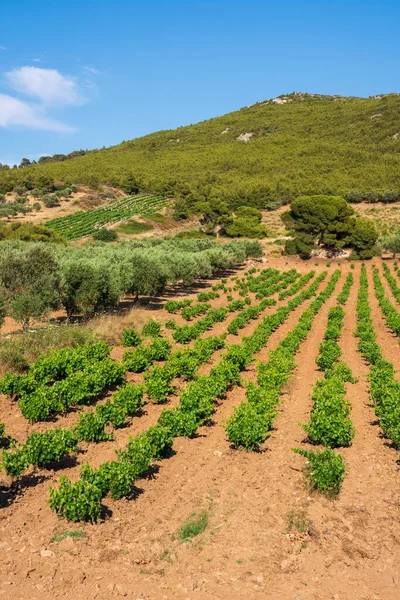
[2,92,400,209]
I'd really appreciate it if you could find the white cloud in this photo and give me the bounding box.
[32,58,41,63]
[0,93,74,132]
[6,66,83,105]
[82,65,99,74]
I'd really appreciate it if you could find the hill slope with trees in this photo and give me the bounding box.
[2,92,400,213]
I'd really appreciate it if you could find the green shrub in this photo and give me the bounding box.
[123,347,151,372]
[42,194,59,207]
[23,429,78,467]
[293,448,345,497]
[92,228,118,242]
[316,340,342,371]
[225,402,272,450]
[158,407,202,437]
[148,337,171,360]
[49,476,102,522]
[142,319,162,337]
[122,328,141,347]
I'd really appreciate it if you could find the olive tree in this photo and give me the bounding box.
[380,232,400,258]
[0,246,60,328]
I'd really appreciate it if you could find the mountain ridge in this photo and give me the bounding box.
[2,92,400,210]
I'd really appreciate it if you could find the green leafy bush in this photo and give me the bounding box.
[92,228,118,242]
[142,319,162,337]
[316,340,342,371]
[303,376,355,447]
[293,448,345,497]
[122,328,141,347]
[225,401,273,450]
[48,476,102,522]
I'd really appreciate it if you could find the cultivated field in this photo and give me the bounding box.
[1,257,400,600]
[45,194,169,240]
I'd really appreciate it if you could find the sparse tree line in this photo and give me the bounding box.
[0,182,79,218]
[0,150,88,171]
[0,238,262,329]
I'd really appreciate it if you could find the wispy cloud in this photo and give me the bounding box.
[0,65,92,132]
[0,46,6,50]
[32,58,41,63]
[6,66,84,105]
[0,93,74,132]
[82,65,99,74]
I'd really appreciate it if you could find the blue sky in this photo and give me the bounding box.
[1,0,399,165]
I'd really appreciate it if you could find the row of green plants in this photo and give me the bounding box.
[356,266,400,450]
[298,285,355,496]
[170,300,251,344]
[48,270,331,521]
[253,270,300,300]
[123,337,172,372]
[197,291,220,302]
[209,268,278,297]
[278,270,315,300]
[143,335,226,403]
[226,270,302,335]
[164,299,193,313]
[168,268,301,343]
[303,316,355,448]
[164,294,219,317]
[221,268,280,297]
[372,267,400,336]
[181,302,212,321]
[45,194,168,240]
[337,273,354,305]
[19,359,126,423]
[1,333,228,480]
[1,382,145,478]
[1,341,113,397]
[294,275,356,496]
[382,263,400,305]
[225,270,340,451]
[0,342,129,423]
[227,298,276,335]
[0,341,111,395]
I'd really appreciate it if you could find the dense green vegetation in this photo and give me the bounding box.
[293,447,345,497]
[117,220,154,235]
[0,222,65,244]
[380,231,400,256]
[282,195,379,258]
[2,93,400,212]
[0,238,262,327]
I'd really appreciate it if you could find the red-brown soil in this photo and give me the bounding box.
[1,258,400,600]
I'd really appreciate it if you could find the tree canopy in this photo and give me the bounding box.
[282,195,378,258]
[380,232,400,257]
